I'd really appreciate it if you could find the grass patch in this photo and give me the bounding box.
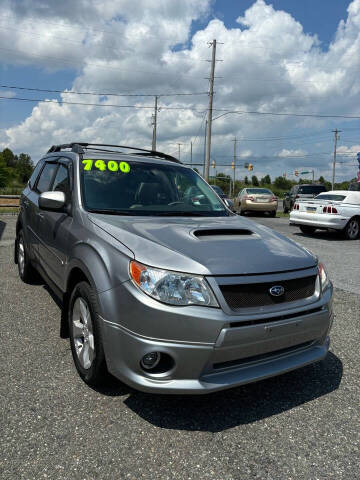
[0,207,19,214]
[276,211,290,218]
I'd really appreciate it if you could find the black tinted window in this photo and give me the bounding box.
[298,185,326,194]
[28,160,44,190]
[52,164,70,200]
[36,163,58,193]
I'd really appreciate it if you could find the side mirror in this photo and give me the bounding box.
[39,191,66,211]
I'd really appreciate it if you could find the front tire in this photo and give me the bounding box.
[16,230,37,283]
[69,281,109,386]
[343,218,360,240]
[299,225,316,235]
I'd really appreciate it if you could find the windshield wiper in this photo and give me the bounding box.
[87,209,134,215]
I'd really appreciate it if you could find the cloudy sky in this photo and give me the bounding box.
[0,0,360,182]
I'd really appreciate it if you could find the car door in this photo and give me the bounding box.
[28,160,59,263]
[21,158,45,261]
[234,189,243,211]
[37,159,73,289]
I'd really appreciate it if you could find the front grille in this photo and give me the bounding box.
[213,341,315,370]
[220,275,317,310]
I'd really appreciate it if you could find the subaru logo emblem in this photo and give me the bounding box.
[269,285,285,297]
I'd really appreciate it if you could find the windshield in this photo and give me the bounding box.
[298,185,326,194]
[246,188,272,195]
[80,159,229,216]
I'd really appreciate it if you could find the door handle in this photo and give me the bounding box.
[37,212,45,219]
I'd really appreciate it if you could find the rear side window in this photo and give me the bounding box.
[36,163,58,193]
[28,160,44,190]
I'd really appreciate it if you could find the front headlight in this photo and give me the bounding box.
[130,261,219,307]
[318,262,330,292]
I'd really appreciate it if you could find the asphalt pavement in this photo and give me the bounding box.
[1,214,359,480]
[251,214,360,295]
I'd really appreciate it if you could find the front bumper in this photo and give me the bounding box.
[289,212,348,230]
[99,281,333,394]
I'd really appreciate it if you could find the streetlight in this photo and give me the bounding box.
[203,112,244,179]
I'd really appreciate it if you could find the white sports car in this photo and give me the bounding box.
[289,190,360,240]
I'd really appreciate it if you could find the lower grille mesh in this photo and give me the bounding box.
[220,275,316,310]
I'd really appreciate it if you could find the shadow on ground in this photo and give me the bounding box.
[93,351,342,432]
[0,220,6,240]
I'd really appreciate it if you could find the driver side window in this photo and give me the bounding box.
[36,163,58,194]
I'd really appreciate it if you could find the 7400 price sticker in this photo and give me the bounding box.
[82,159,130,173]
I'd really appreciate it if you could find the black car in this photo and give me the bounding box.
[283,184,327,213]
[211,185,233,209]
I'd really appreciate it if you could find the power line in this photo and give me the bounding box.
[2,94,360,120]
[0,84,208,98]
[0,95,206,111]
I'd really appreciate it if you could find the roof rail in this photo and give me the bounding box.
[47,143,181,163]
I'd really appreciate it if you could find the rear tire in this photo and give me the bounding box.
[299,225,316,235]
[16,230,38,283]
[343,217,360,240]
[68,281,109,386]
[269,211,276,217]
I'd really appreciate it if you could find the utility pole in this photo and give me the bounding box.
[177,143,183,161]
[203,120,207,176]
[332,129,341,190]
[232,138,237,197]
[190,141,193,168]
[151,95,158,151]
[204,39,217,182]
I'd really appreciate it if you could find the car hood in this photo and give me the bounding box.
[88,214,317,276]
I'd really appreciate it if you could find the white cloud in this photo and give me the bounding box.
[337,144,360,154]
[278,149,307,157]
[1,0,360,182]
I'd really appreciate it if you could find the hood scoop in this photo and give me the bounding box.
[193,228,253,240]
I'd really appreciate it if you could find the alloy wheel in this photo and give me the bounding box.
[18,238,25,276]
[72,297,95,369]
[347,219,359,239]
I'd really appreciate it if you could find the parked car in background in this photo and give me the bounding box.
[233,188,278,216]
[289,190,360,239]
[15,142,333,394]
[283,184,327,213]
[211,185,233,210]
[348,182,360,191]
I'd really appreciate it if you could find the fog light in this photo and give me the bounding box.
[141,352,161,370]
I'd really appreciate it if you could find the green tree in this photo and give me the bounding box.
[244,176,249,185]
[2,148,16,168]
[260,174,271,185]
[0,155,10,188]
[17,153,34,183]
[274,176,292,190]
[251,175,259,186]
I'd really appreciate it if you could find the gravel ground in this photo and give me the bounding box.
[0,214,359,480]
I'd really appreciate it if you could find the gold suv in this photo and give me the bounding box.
[233,188,278,216]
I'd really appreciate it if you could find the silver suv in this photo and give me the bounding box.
[15,143,333,394]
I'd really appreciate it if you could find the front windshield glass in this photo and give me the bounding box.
[80,159,229,216]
